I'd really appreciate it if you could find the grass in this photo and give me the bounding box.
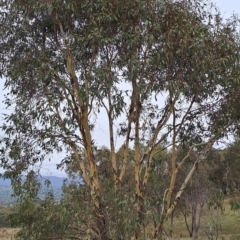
[165,199,240,239]
[0,228,18,240]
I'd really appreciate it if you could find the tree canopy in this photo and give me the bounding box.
[1,0,240,239]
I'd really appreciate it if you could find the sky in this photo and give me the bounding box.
[215,0,240,16]
[0,0,240,177]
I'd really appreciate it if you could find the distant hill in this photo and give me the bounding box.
[0,178,11,186]
[0,175,84,205]
[0,176,69,206]
[0,176,67,188]
[37,176,68,188]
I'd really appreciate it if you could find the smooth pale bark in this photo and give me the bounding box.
[154,139,215,237]
[59,23,110,238]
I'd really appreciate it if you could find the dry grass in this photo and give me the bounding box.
[0,228,19,240]
[163,199,240,239]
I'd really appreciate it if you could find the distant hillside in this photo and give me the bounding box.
[0,176,69,205]
[37,176,68,188]
[0,176,67,188]
[0,178,11,186]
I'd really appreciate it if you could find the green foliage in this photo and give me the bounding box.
[9,197,74,239]
[8,181,137,239]
[208,140,240,195]
[0,207,13,228]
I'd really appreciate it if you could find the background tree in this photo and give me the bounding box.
[180,163,210,239]
[208,139,240,211]
[1,0,240,239]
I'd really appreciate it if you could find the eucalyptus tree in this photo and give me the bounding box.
[1,0,240,239]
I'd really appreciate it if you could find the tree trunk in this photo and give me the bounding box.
[95,205,110,240]
[192,205,196,238]
[134,195,145,239]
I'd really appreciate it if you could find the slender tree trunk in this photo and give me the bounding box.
[94,205,110,240]
[169,211,174,237]
[134,195,145,239]
[192,205,197,239]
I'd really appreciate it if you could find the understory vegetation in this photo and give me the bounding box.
[5,141,240,239]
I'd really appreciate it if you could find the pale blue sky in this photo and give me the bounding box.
[215,0,240,17]
[0,0,239,177]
